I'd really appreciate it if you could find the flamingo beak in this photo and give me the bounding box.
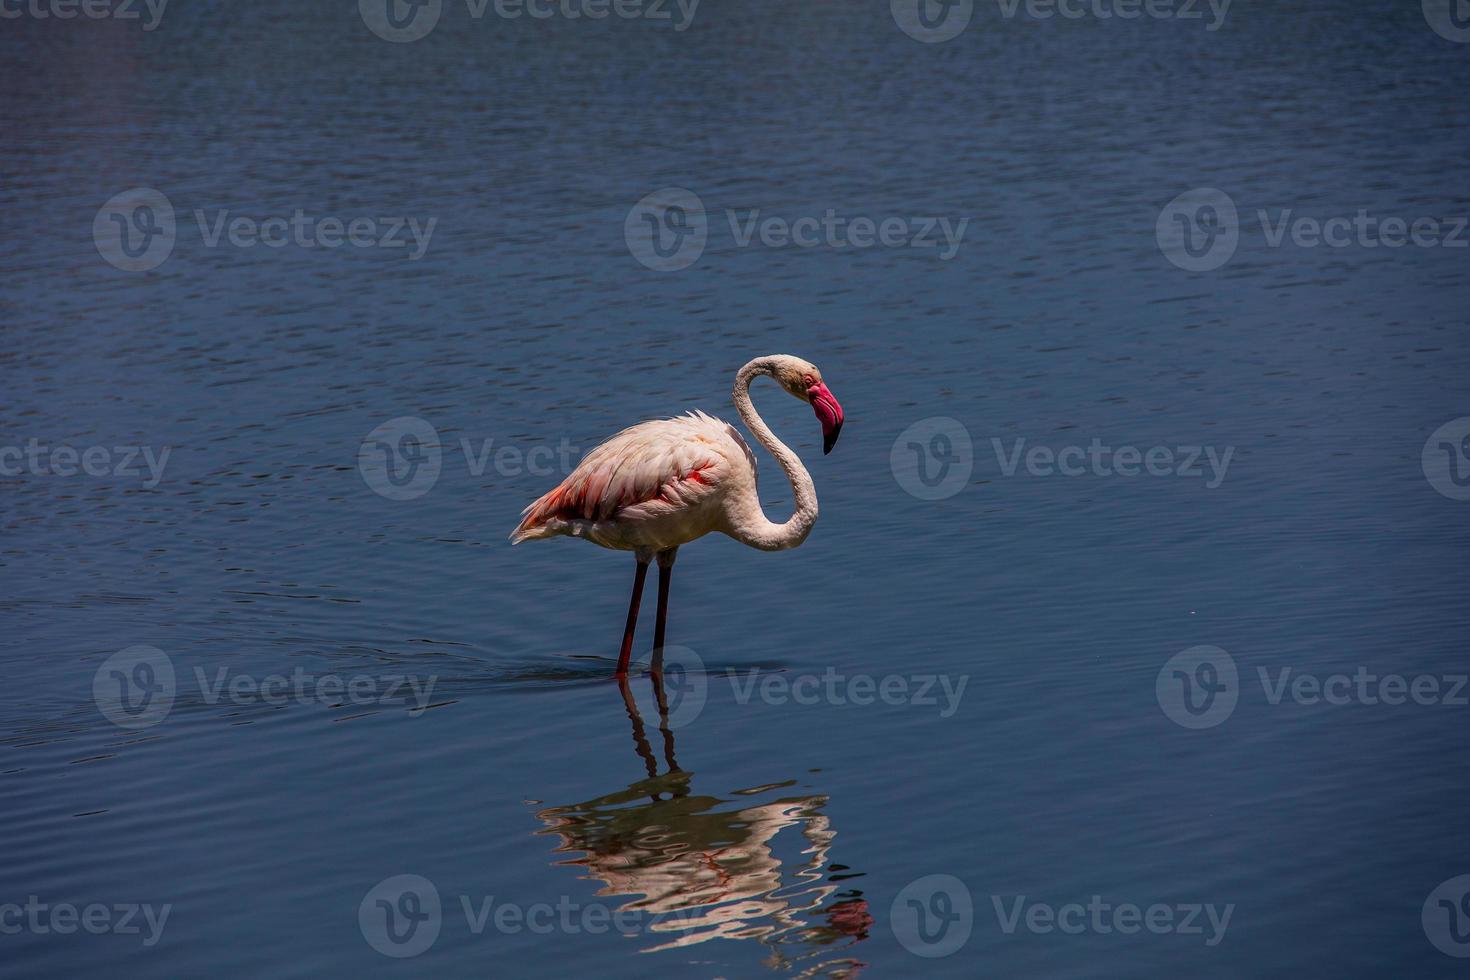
[808,382,844,455]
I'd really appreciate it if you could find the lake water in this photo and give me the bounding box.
[3,0,1469,976]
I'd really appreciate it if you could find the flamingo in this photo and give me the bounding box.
[510,354,845,677]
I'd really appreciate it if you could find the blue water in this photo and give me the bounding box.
[3,0,1470,976]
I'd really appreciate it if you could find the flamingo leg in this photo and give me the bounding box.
[650,670,681,773]
[617,675,658,781]
[651,548,677,674]
[615,559,650,678]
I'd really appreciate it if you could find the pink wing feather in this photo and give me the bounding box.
[511,412,739,542]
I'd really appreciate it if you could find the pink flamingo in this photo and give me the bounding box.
[511,355,845,677]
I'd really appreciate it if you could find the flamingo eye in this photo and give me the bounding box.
[803,374,815,387]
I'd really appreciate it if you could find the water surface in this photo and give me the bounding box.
[2,0,1469,976]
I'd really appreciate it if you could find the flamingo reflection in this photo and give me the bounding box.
[529,675,871,975]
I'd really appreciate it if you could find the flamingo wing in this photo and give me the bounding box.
[511,411,748,542]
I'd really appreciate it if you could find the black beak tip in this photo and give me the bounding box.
[823,423,842,455]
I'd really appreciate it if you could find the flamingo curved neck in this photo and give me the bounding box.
[728,357,818,551]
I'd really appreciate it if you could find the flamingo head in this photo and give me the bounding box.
[770,355,845,455]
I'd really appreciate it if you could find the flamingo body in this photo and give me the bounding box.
[510,411,756,554]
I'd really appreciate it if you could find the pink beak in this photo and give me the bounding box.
[808,382,844,455]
